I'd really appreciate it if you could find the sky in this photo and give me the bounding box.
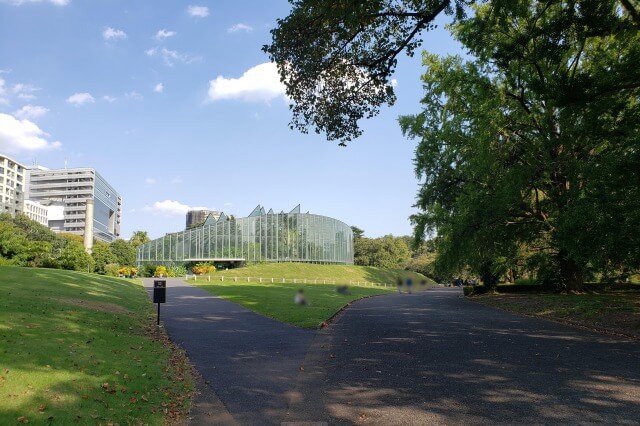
[0,0,464,240]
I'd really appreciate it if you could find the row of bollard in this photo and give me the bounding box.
[184,274,391,288]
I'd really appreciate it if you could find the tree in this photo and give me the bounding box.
[264,0,467,144]
[109,239,137,266]
[91,242,118,274]
[58,240,94,272]
[400,1,640,290]
[354,234,411,269]
[129,231,150,247]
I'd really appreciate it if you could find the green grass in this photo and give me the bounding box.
[0,266,193,425]
[192,263,434,328]
[475,292,640,336]
[195,281,395,328]
[203,262,433,286]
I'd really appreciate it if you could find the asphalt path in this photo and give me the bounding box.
[285,288,640,425]
[143,278,314,425]
[144,280,640,425]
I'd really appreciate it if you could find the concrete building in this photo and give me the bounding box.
[28,167,122,243]
[0,154,26,216]
[22,199,49,226]
[186,209,220,228]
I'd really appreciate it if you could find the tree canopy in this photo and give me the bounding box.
[264,0,470,145]
[400,0,640,290]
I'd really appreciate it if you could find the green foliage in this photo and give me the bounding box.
[129,230,151,247]
[401,1,640,291]
[104,263,120,277]
[354,234,411,269]
[58,240,94,272]
[168,265,187,277]
[264,0,466,144]
[91,242,118,274]
[109,238,137,266]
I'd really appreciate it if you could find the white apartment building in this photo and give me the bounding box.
[0,154,26,216]
[22,199,49,226]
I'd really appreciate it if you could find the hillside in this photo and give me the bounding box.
[206,263,435,286]
[0,266,192,425]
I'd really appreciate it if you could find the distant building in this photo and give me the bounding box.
[0,154,26,216]
[139,204,354,266]
[28,167,122,243]
[186,209,220,228]
[22,199,49,226]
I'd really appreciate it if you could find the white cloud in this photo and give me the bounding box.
[143,200,213,216]
[125,91,143,101]
[153,83,164,93]
[207,62,286,103]
[146,47,201,67]
[145,178,157,185]
[103,27,127,41]
[13,83,40,100]
[0,78,7,104]
[170,176,182,184]
[154,29,176,41]
[103,95,117,102]
[228,23,253,33]
[13,105,49,120]
[66,92,95,106]
[187,5,209,17]
[0,113,61,154]
[1,0,69,6]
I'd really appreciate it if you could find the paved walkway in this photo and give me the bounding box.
[145,281,640,425]
[143,278,314,425]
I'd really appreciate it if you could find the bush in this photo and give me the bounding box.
[104,263,120,277]
[168,265,187,277]
[154,265,168,278]
[192,262,216,275]
[118,266,137,278]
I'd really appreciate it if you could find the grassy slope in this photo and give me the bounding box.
[194,264,434,328]
[0,266,192,425]
[206,263,434,285]
[474,292,640,337]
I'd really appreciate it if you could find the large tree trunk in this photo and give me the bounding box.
[558,251,584,292]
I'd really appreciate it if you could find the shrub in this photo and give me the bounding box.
[117,266,138,278]
[154,265,168,277]
[104,263,120,277]
[168,265,187,277]
[192,262,215,275]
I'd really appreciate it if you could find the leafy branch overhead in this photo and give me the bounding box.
[263,0,467,145]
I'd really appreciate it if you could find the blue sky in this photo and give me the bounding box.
[0,0,463,240]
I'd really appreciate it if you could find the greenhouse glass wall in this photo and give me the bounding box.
[137,204,354,266]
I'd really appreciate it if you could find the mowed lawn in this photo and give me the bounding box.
[205,262,434,286]
[195,281,395,328]
[0,266,192,425]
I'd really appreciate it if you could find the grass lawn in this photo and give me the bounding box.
[473,291,640,337]
[195,281,396,328]
[203,262,433,286]
[0,266,193,425]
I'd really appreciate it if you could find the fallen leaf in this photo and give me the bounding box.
[38,404,46,412]
[17,417,28,423]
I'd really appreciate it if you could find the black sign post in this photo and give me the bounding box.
[153,280,166,325]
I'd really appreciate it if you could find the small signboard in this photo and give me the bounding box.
[153,280,166,303]
[153,280,166,325]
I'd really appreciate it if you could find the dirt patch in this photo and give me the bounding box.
[58,298,133,315]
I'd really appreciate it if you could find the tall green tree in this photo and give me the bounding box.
[109,239,137,266]
[400,1,640,290]
[129,231,150,247]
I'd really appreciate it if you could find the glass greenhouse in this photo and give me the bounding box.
[137,204,354,266]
